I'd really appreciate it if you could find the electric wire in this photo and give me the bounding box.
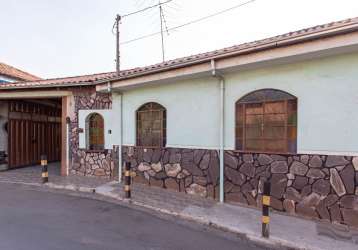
[122,0,173,18]
[120,0,256,45]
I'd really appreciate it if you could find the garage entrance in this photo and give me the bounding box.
[6,99,62,169]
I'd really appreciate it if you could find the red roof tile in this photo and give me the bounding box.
[0,62,42,81]
[1,16,358,89]
[0,71,117,89]
[100,16,358,82]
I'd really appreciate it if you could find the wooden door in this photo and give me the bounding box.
[8,100,61,168]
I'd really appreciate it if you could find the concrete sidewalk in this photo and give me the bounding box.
[1,166,357,250]
[94,181,358,250]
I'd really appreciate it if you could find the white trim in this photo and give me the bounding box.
[298,150,358,157]
[0,91,72,98]
[164,144,219,150]
[78,109,113,150]
[123,144,358,157]
[123,144,217,150]
[98,31,358,92]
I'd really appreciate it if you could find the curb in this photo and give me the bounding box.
[0,180,42,187]
[94,185,306,250]
[45,182,96,193]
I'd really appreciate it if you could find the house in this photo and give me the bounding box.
[0,72,116,174]
[0,62,41,83]
[0,16,358,227]
[0,63,42,169]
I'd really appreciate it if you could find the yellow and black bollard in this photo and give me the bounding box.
[124,162,131,199]
[262,181,271,238]
[41,155,48,184]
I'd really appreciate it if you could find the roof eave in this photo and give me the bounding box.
[95,20,358,86]
[0,81,95,90]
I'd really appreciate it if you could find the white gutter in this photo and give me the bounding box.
[108,82,123,182]
[0,81,96,90]
[211,59,225,203]
[95,20,358,87]
[118,92,123,182]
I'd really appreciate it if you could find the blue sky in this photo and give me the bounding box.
[1,0,358,78]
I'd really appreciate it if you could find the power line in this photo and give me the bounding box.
[112,0,175,70]
[120,0,256,45]
[122,0,173,18]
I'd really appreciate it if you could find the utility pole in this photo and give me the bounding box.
[114,1,171,67]
[115,14,121,73]
[159,1,165,62]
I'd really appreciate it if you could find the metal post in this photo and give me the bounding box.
[262,181,271,238]
[41,155,48,183]
[124,162,131,199]
[66,117,71,176]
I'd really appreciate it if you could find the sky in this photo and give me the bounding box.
[1,0,358,79]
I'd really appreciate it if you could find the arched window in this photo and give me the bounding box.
[86,113,104,150]
[235,89,297,153]
[136,102,166,147]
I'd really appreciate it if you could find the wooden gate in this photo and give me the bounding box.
[8,100,61,168]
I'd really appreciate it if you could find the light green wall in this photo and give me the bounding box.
[224,52,358,155]
[113,52,358,155]
[122,78,220,148]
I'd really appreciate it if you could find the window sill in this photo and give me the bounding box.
[133,146,166,149]
[80,149,108,153]
[232,149,297,156]
[122,145,167,152]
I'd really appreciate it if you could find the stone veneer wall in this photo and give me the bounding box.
[122,147,220,198]
[69,88,114,178]
[123,146,358,228]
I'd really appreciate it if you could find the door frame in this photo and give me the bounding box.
[0,90,71,176]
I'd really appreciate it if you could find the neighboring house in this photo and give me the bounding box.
[0,17,358,227]
[0,63,41,169]
[0,62,41,83]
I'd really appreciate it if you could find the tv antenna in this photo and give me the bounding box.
[113,0,173,71]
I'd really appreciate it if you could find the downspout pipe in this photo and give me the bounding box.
[119,92,123,182]
[211,59,225,203]
[107,82,123,182]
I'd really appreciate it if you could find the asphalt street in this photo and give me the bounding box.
[0,182,267,250]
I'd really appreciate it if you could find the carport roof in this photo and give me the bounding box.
[1,16,358,90]
[0,71,117,89]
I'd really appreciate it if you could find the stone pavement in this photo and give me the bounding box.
[1,165,357,250]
